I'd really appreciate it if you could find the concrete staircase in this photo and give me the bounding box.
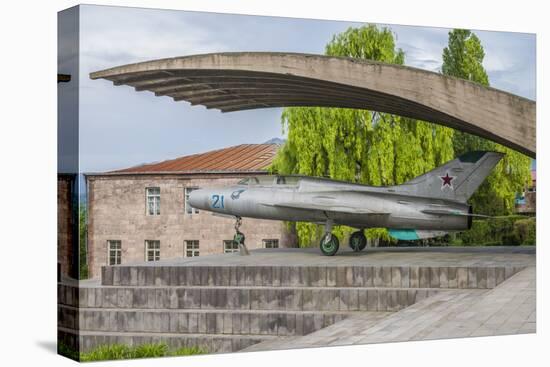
[58,263,525,354]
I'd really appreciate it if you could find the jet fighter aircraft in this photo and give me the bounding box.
[188,151,503,256]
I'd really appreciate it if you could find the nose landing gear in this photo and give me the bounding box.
[233,216,250,256]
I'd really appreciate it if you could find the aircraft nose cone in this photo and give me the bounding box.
[188,189,208,210]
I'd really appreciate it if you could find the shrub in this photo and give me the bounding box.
[131,343,168,359]
[59,342,206,362]
[514,218,536,245]
[58,342,79,361]
[172,346,205,356]
[460,220,490,245]
[457,215,535,246]
[80,344,131,362]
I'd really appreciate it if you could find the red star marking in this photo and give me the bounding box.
[440,172,454,188]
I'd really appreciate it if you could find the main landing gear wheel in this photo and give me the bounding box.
[349,231,367,252]
[320,233,339,256]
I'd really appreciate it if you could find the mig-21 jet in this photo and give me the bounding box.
[188,151,503,256]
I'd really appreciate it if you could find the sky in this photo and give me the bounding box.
[69,4,536,174]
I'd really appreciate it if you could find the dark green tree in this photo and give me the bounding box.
[442,29,531,215]
[272,25,454,246]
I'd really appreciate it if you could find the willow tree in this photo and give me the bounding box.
[442,29,531,215]
[271,25,454,247]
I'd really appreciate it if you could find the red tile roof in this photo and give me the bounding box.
[111,144,279,174]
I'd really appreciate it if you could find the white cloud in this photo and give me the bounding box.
[483,51,514,72]
[476,30,536,99]
[80,5,230,73]
[398,42,443,71]
[388,25,448,72]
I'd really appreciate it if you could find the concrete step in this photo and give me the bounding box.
[59,305,379,336]
[58,327,274,353]
[244,268,537,351]
[60,284,438,312]
[101,264,524,289]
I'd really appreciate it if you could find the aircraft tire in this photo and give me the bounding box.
[234,231,245,245]
[320,233,339,256]
[349,231,367,251]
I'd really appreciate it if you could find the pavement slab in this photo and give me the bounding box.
[242,266,536,352]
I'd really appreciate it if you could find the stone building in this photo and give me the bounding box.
[85,144,293,278]
[58,173,77,278]
[515,169,536,215]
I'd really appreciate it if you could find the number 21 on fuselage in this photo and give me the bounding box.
[211,194,225,209]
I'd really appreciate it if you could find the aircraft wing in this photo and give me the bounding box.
[421,209,491,218]
[261,202,387,215]
[389,229,454,240]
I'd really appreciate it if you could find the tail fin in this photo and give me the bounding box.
[400,151,504,203]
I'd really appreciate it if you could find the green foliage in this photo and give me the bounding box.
[458,216,535,246]
[290,222,323,248]
[325,25,405,64]
[171,346,207,356]
[79,205,88,279]
[365,228,397,246]
[58,342,79,361]
[272,25,454,247]
[513,218,536,245]
[81,344,132,362]
[442,29,489,85]
[58,342,205,362]
[442,29,531,215]
[130,343,168,359]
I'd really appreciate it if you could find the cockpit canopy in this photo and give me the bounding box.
[237,175,301,186]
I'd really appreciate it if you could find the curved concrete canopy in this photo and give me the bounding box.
[90,52,535,158]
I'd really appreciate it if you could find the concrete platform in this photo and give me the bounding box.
[94,247,534,291]
[59,246,536,354]
[112,247,536,268]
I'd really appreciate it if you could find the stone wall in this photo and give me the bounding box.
[515,191,536,214]
[58,174,75,277]
[57,260,527,353]
[87,174,294,278]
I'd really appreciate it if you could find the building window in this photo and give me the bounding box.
[146,187,160,215]
[223,240,239,253]
[107,240,122,265]
[263,239,279,248]
[145,240,160,261]
[185,187,199,215]
[185,240,200,257]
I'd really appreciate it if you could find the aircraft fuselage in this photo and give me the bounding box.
[188,176,471,231]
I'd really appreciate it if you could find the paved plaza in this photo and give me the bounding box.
[243,265,536,351]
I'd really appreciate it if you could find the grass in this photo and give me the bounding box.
[58,342,206,362]
[58,342,80,361]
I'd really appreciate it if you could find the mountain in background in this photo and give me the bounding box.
[264,137,286,145]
